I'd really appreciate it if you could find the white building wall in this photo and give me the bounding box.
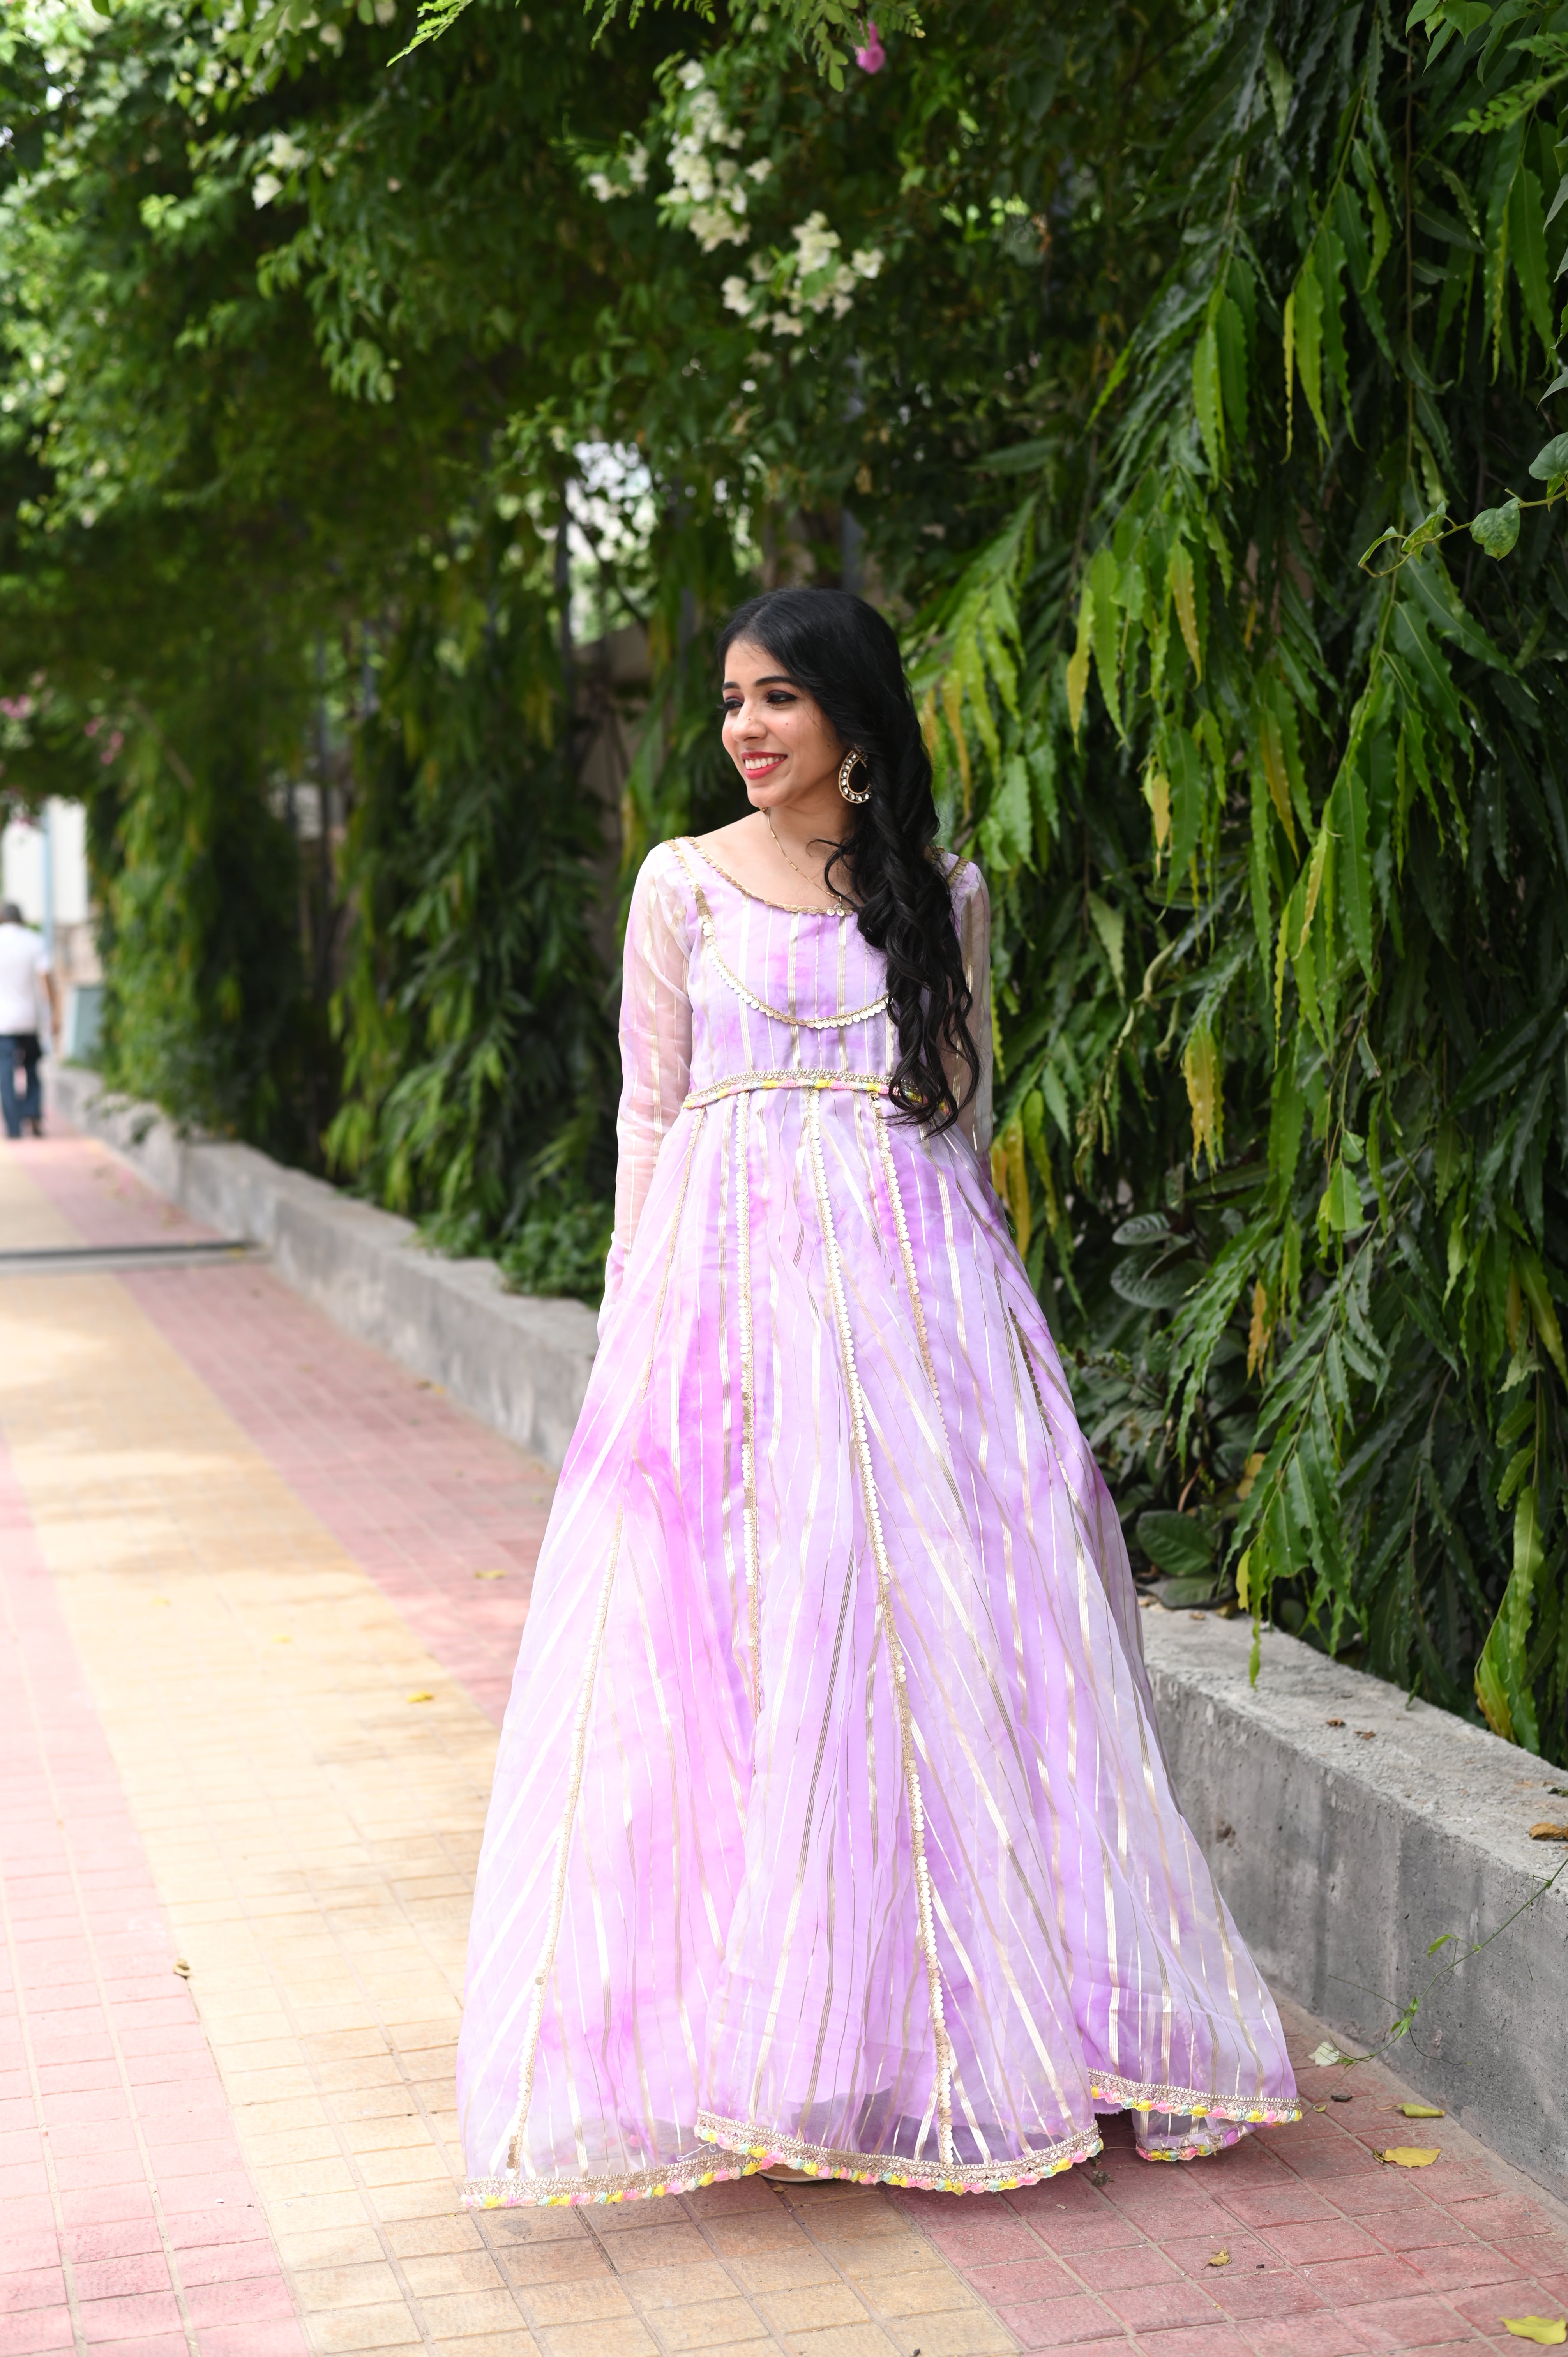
[1,800,91,936]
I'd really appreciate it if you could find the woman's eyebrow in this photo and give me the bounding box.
[722,673,797,691]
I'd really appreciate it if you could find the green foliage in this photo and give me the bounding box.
[916,0,1568,1753]
[6,0,1567,1759]
[92,749,312,1148]
[325,529,618,1246]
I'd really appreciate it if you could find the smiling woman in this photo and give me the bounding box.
[456,585,1300,2212]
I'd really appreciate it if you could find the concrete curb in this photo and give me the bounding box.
[49,1065,599,1470]
[47,1066,1566,2199]
[1144,1607,1568,2199]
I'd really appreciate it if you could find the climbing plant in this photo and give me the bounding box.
[910,0,1568,1754]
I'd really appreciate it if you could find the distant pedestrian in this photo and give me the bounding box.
[0,900,59,1141]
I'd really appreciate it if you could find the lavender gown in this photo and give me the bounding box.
[457,837,1298,2208]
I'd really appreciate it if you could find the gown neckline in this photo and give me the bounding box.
[683,836,854,919]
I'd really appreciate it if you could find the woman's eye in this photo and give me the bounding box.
[765,691,796,705]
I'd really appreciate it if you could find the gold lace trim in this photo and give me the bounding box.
[467,2143,755,2209]
[697,2107,1099,2193]
[685,1070,890,1108]
[673,842,888,1030]
[807,1090,958,2163]
[733,1090,762,1719]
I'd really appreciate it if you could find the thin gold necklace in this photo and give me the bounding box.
[765,810,853,908]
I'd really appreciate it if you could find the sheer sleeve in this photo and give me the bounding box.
[600,848,694,1338]
[945,861,994,1158]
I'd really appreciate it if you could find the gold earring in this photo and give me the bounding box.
[838,748,870,804]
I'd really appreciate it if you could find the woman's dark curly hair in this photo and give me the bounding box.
[718,586,979,1134]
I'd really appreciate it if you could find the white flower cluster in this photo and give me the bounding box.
[590,60,882,336]
[721,213,883,337]
[660,62,771,252]
[586,144,648,204]
[252,129,311,210]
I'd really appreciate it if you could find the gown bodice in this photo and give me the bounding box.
[603,836,993,1320]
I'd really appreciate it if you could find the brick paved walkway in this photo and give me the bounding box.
[5,1126,1568,2357]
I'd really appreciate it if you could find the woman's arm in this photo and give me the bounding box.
[945,861,993,1157]
[600,850,693,1336]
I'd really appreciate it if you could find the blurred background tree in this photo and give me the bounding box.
[1,0,1564,1753]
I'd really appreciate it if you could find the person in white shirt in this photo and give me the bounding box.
[0,901,60,1141]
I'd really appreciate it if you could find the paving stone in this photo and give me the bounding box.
[12,1133,1568,2357]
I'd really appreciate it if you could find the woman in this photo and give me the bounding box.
[457,587,1298,2208]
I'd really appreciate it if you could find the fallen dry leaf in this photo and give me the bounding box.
[406,1690,435,1703]
[1529,1823,1568,1842]
[1314,2103,1328,2113]
[1399,2104,1445,2119]
[474,1568,507,1581]
[1357,1729,1376,1740]
[1378,2147,1439,2167]
[1502,2322,1567,2345]
[1310,2041,1344,2067]
[1207,2248,1231,2268]
[1326,1717,1345,1727]
[172,1959,191,1977]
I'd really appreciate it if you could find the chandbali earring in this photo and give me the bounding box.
[838,747,871,805]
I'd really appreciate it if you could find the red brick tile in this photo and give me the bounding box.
[1347,2292,1486,2349]
[75,2288,185,2342]
[957,2257,1078,2304]
[1300,2254,1430,2307]
[1205,2267,1329,2322]
[0,2308,75,2355]
[1020,2207,1149,2253]
[1100,2276,1222,2329]
[0,2274,64,2319]
[995,2293,1123,2348]
[173,2239,286,2289]
[63,2221,163,2265]
[72,2257,172,2304]
[1218,2186,1338,2229]
[0,2238,58,2278]
[1159,2229,1276,2277]
[1240,2320,1373,2357]
[1404,2244,1525,2293]
[185,2276,300,2327]
[1137,2330,1254,2357]
[1260,2217,1384,2267]
[1446,2281,1564,2334]
[1441,2197,1558,2242]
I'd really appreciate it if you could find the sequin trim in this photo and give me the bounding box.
[806,1088,958,2165]
[467,2143,755,2208]
[684,1070,891,1109]
[1087,2069,1300,2126]
[696,2108,1100,2193]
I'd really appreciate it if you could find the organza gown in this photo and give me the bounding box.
[457,837,1298,2208]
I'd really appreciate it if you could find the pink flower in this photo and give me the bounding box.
[855,18,885,71]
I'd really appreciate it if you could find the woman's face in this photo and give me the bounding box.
[720,636,845,814]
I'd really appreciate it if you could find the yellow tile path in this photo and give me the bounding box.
[0,1152,1016,2357]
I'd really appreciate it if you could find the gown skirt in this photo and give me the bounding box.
[456,839,1299,2207]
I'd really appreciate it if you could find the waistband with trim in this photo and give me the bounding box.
[683,1069,892,1110]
